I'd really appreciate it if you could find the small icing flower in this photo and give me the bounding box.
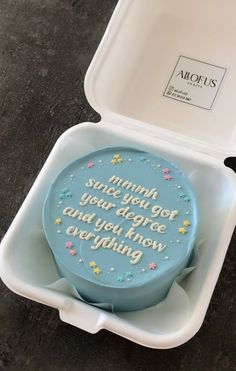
[111,153,123,165]
[69,249,77,256]
[59,188,72,199]
[140,156,146,161]
[89,261,97,268]
[184,196,191,202]
[179,192,186,198]
[183,220,191,227]
[178,227,187,235]
[117,276,124,282]
[163,168,171,174]
[148,262,157,270]
[87,162,94,168]
[163,174,173,181]
[65,241,74,248]
[54,218,62,225]
[93,267,102,275]
[126,271,133,278]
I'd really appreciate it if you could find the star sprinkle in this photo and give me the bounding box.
[65,241,74,248]
[148,262,157,270]
[54,218,62,225]
[69,249,77,256]
[89,261,97,268]
[87,162,94,168]
[93,267,102,275]
[183,220,191,227]
[117,276,124,282]
[163,174,173,181]
[111,153,123,165]
[178,227,187,235]
[163,168,171,174]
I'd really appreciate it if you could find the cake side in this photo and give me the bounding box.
[43,147,199,311]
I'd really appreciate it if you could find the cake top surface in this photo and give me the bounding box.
[43,147,199,289]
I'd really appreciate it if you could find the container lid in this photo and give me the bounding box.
[85,0,236,159]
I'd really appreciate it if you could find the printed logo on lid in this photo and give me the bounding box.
[163,56,227,110]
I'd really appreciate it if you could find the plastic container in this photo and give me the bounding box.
[1,0,236,348]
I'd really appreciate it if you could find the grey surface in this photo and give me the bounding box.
[0,1,236,370]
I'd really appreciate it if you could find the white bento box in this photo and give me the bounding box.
[1,0,236,349]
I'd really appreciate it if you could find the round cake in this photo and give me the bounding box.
[43,147,199,312]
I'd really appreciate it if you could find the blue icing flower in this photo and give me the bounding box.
[184,196,191,202]
[59,188,72,199]
[126,271,133,278]
[117,276,124,282]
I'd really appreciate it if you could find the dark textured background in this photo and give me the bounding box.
[0,1,236,370]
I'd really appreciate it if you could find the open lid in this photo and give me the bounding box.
[85,0,236,159]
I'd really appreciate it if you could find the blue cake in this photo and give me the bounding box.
[43,147,199,311]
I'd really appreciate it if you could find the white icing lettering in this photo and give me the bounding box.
[94,218,123,236]
[125,227,167,251]
[66,226,95,240]
[85,178,121,198]
[116,206,166,231]
[80,193,116,210]
[169,210,179,221]
[125,227,136,240]
[109,175,158,200]
[151,205,162,217]
[151,205,179,220]
[152,241,167,252]
[63,208,96,224]
[130,250,143,264]
[91,235,143,264]
[121,193,150,210]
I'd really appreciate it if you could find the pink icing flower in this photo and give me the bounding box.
[148,262,157,270]
[65,241,74,248]
[164,174,172,181]
[69,249,77,256]
[163,168,171,174]
[87,162,94,168]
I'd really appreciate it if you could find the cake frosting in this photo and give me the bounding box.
[43,147,199,311]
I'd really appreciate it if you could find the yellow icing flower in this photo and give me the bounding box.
[93,267,102,275]
[89,261,97,268]
[183,220,191,227]
[178,227,187,234]
[54,218,62,225]
[111,153,123,165]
